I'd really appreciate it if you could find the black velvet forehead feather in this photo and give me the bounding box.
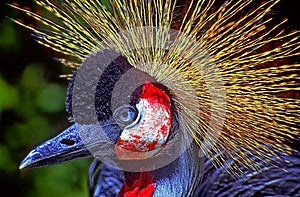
[66,51,174,123]
[66,54,155,121]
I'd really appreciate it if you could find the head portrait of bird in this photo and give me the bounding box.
[10,0,300,196]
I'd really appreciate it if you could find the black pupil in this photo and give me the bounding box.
[121,111,129,118]
[115,106,137,126]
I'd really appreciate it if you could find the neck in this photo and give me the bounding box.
[118,143,203,197]
[152,143,203,197]
[90,143,203,197]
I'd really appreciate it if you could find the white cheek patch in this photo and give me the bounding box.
[116,98,172,160]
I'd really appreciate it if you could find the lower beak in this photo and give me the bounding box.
[19,124,92,169]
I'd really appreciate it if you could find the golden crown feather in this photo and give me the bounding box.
[10,0,300,176]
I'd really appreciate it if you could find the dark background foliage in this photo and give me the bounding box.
[0,0,299,197]
[0,0,92,196]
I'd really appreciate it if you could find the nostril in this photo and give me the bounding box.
[61,139,75,146]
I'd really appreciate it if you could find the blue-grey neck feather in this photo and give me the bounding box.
[152,143,203,197]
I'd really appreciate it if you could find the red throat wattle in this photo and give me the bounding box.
[117,172,155,197]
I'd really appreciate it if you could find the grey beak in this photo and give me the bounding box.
[19,124,92,169]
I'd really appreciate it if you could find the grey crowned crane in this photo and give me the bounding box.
[12,0,300,196]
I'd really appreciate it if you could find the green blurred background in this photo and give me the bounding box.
[0,0,299,197]
[0,0,92,196]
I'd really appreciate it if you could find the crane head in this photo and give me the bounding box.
[19,52,180,171]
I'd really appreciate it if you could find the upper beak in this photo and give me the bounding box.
[19,124,92,169]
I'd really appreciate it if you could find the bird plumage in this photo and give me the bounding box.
[198,151,300,196]
[12,0,300,196]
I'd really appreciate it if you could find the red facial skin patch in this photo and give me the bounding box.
[117,172,155,197]
[115,81,172,160]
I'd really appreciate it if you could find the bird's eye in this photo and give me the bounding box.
[114,106,138,127]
